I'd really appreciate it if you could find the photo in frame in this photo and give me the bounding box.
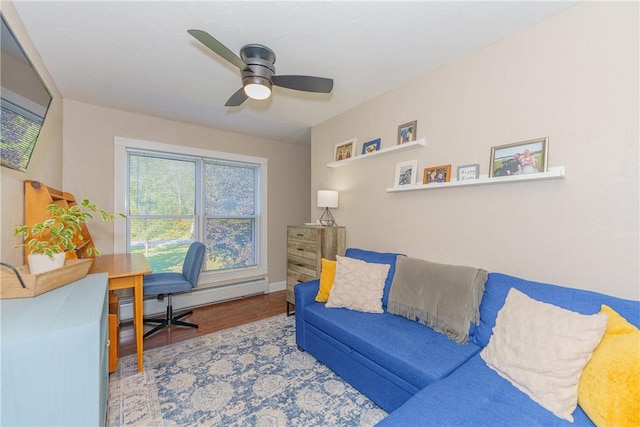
[423,164,452,184]
[397,120,417,145]
[457,163,480,181]
[490,137,548,177]
[361,138,381,155]
[334,138,357,161]
[395,160,418,187]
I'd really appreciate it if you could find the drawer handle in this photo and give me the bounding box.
[297,279,303,283]
[296,263,304,267]
[297,233,304,236]
[297,248,304,251]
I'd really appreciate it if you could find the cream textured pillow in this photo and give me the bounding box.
[325,256,390,313]
[480,288,607,422]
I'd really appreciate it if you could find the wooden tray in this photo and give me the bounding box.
[0,259,94,299]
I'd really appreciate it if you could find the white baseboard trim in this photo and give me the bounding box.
[120,278,284,321]
[269,280,285,292]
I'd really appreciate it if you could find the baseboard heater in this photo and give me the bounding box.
[119,278,275,322]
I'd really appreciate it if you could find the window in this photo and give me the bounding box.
[127,152,198,273]
[115,138,267,289]
[203,162,257,270]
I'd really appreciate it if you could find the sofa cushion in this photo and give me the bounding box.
[344,248,404,309]
[326,256,390,313]
[377,354,595,427]
[578,305,640,427]
[304,302,481,390]
[480,288,607,422]
[473,273,640,348]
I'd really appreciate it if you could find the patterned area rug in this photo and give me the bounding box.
[108,314,387,426]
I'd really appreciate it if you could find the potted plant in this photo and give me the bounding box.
[14,200,124,274]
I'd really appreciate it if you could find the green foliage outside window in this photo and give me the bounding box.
[127,151,258,273]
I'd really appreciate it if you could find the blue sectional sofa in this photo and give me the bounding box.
[294,248,639,426]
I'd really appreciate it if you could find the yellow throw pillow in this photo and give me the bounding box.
[315,258,337,302]
[578,305,640,427]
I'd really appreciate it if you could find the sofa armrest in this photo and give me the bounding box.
[294,279,320,350]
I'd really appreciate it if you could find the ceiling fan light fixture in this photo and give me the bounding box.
[187,30,333,106]
[243,76,272,100]
[244,83,271,100]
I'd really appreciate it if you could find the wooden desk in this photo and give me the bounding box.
[89,253,151,372]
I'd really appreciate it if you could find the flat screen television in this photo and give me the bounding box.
[1,14,52,172]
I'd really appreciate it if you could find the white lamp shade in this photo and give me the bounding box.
[317,190,339,208]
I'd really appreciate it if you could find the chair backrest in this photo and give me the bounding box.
[181,241,206,288]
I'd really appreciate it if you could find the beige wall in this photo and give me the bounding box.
[0,0,64,267]
[311,2,639,300]
[62,99,310,285]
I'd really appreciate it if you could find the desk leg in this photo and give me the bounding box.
[133,275,144,372]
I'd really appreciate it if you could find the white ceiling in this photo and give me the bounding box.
[12,1,578,145]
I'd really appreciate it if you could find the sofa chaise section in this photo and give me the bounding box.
[377,353,597,427]
[378,272,640,426]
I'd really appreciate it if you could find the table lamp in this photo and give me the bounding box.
[317,190,338,226]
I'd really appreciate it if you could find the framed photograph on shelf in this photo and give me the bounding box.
[490,137,548,177]
[397,120,417,145]
[423,164,452,184]
[361,138,381,155]
[457,163,479,181]
[334,138,357,162]
[394,160,418,187]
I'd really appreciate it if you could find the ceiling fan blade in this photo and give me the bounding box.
[272,75,333,93]
[187,29,249,72]
[225,87,248,107]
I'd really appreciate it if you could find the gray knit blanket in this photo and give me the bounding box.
[387,257,488,344]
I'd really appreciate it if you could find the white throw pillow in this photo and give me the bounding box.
[480,288,607,422]
[325,256,390,313]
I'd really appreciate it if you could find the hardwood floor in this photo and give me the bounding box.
[119,290,288,357]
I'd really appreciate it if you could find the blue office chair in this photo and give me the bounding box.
[142,241,206,338]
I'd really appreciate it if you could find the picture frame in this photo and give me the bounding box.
[490,137,548,177]
[395,160,418,187]
[334,138,357,162]
[361,138,381,155]
[457,163,480,181]
[423,164,452,184]
[397,120,417,145]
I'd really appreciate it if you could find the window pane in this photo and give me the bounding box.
[205,218,255,270]
[204,163,255,216]
[129,218,195,272]
[129,154,196,215]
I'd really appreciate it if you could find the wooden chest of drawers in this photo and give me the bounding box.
[286,225,346,314]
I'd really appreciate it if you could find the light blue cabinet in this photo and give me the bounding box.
[1,273,109,426]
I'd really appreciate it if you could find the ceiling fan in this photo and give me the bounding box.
[188,29,334,107]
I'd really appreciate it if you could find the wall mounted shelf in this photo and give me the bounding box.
[327,138,426,168]
[386,166,565,192]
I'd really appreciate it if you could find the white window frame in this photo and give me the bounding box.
[114,136,268,288]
